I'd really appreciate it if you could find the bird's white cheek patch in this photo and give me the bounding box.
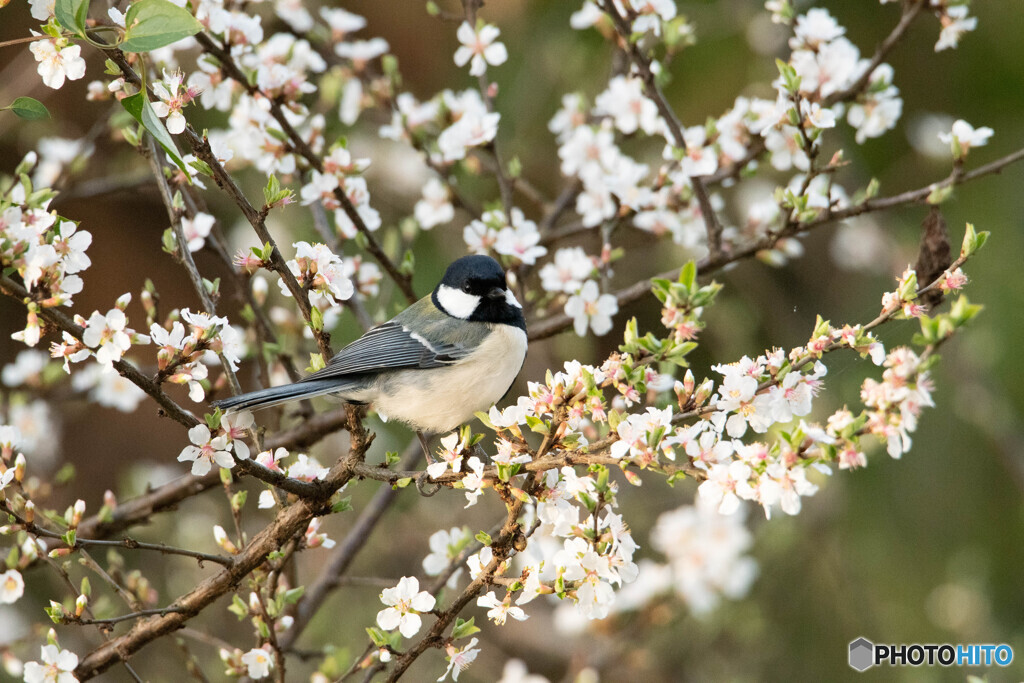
[505,288,522,308]
[436,285,480,319]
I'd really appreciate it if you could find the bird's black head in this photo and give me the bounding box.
[432,255,526,331]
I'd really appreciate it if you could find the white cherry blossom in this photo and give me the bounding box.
[376,576,436,638]
[29,40,86,90]
[454,22,508,76]
[564,280,618,336]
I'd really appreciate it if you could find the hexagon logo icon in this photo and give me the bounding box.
[849,637,874,672]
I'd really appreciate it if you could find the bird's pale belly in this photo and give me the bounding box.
[373,324,527,433]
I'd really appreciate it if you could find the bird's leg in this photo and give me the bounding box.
[417,431,434,464]
[415,432,442,497]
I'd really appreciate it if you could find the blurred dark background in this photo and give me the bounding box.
[1,1,1023,681]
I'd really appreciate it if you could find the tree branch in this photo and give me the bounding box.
[74,424,372,679]
[0,275,199,428]
[192,32,417,304]
[822,0,927,107]
[280,441,423,651]
[526,145,1024,341]
[597,0,725,258]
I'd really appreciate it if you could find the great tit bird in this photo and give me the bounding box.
[212,254,527,434]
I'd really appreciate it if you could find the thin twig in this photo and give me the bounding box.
[66,607,186,627]
[525,145,1024,340]
[597,0,725,258]
[0,274,199,427]
[280,441,422,651]
[73,421,373,679]
[192,32,416,304]
[822,0,927,107]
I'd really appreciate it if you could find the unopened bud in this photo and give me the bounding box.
[213,525,238,554]
[552,420,569,442]
[71,499,86,527]
[75,594,88,617]
[694,379,714,407]
[157,347,174,371]
[252,276,268,305]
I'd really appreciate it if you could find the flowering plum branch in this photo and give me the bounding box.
[0,0,1012,680]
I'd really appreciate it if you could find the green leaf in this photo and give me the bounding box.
[475,530,492,546]
[120,0,203,53]
[309,305,324,332]
[452,617,481,640]
[400,249,415,276]
[256,617,271,639]
[926,184,954,205]
[474,410,494,430]
[679,260,696,290]
[949,295,983,326]
[189,158,213,177]
[205,408,223,430]
[666,470,687,487]
[308,351,326,373]
[120,92,188,175]
[366,627,388,647]
[4,97,50,121]
[524,414,548,435]
[282,586,305,604]
[161,227,177,254]
[54,463,76,485]
[55,0,89,36]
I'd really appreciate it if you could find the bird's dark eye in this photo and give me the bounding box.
[462,283,473,293]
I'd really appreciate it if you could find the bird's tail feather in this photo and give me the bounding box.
[211,378,358,413]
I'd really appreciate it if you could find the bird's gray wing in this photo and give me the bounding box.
[300,319,470,382]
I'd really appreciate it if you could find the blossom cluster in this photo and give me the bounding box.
[298,146,377,239]
[277,240,355,308]
[1,180,91,347]
[186,419,332,488]
[381,88,500,166]
[640,497,758,615]
[464,208,546,266]
[249,446,332,509]
[151,309,245,402]
[49,294,150,374]
[401,252,975,639]
[178,411,250,476]
[1,0,999,680]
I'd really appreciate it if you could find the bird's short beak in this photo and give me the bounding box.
[487,286,506,300]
